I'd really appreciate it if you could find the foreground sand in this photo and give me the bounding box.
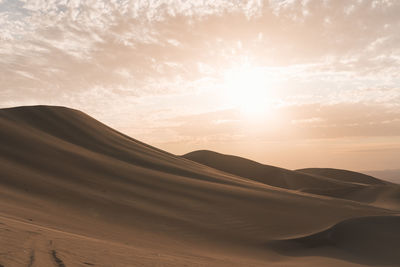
[0,106,399,266]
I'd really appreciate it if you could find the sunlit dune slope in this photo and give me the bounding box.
[183,150,400,209]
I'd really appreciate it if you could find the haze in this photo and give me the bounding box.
[1,0,399,171]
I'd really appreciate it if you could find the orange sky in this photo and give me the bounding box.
[0,0,399,171]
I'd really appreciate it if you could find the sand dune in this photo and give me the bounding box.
[270,216,400,266]
[0,105,399,266]
[182,150,352,190]
[183,150,400,210]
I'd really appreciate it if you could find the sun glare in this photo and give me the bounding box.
[223,67,275,117]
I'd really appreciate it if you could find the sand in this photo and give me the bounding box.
[0,105,399,266]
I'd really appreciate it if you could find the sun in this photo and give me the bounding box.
[223,66,275,117]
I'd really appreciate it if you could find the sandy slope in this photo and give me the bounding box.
[0,106,399,266]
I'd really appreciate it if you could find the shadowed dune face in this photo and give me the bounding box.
[0,105,399,266]
[270,216,400,266]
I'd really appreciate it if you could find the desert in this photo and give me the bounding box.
[0,106,399,266]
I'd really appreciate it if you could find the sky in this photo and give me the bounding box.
[1,0,400,171]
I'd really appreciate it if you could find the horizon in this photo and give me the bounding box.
[1,0,400,171]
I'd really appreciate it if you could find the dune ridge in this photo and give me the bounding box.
[0,105,399,266]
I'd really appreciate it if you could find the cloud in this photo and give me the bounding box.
[0,0,400,169]
[1,0,400,103]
